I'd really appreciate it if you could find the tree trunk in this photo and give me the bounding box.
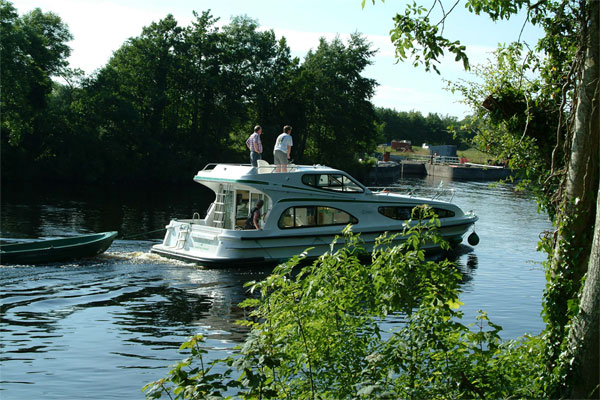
[550,3,599,280]
[547,0,599,322]
[564,186,600,398]
[554,0,600,397]
[560,0,599,277]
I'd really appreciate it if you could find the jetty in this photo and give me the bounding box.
[367,155,512,185]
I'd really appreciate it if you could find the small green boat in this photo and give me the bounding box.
[0,231,118,265]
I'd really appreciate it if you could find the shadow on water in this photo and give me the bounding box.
[441,244,479,285]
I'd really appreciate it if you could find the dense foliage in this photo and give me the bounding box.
[1,2,381,182]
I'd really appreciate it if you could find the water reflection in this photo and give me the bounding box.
[0,250,276,398]
[465,253,479,270]
[445,245,478,285]
[1,256,268,349]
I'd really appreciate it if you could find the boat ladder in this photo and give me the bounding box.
[212,185,230,228]
[175,224,190,249]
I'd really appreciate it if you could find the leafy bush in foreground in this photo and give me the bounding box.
[144,207,544,399]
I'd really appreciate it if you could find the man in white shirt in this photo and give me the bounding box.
[273,125,293,172]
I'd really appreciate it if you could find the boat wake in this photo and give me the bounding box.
[105,250,199,266]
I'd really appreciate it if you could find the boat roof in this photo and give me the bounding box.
[193,162,369,195]
[196,162,341,177]
[192,162,462,210]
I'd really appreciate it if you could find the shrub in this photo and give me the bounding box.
[144,207,544,399]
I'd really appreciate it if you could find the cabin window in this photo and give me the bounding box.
[378,206,413,220]
[233,190,270,229]
[278,206,358,229]
[301,174,364,193]
[235,191,250,223]
[434,208,455,218]
[378,206,455,220]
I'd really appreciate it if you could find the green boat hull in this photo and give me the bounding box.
[0,231,118,265]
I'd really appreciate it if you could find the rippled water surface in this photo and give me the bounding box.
[1,178,552,399]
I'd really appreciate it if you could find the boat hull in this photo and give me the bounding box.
[150,219,476,267]
[0,231,119,265]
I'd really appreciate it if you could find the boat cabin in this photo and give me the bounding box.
[201,185,270,230]
[196,162,368,231]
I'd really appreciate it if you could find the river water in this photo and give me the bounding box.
[0,177,552,399]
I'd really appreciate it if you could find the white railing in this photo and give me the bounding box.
[397,155,461,164]
[368,182,455,202]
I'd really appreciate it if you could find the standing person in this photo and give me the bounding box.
[273,125,293,172]
[244,199,264,230]
[246,125,263,167]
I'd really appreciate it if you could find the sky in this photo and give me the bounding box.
[12,0,543,118]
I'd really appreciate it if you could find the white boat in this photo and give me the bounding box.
[151,161,478,266]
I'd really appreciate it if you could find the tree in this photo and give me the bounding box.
[175,11,222,160]
[552,2,599,396]
[369,0,598,396]
[1,5,380,183]
[105,15,184,180]
[375,107,464,147]
[1,0,73,181]
[296,34,379,169]
[448,43,560,202]
[70,12,306,182]
[219,15,300,159]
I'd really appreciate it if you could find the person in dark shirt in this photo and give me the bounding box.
[244,200,264,230]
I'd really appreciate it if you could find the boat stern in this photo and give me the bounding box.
[151,219,265,266]
[152,219,216,253]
